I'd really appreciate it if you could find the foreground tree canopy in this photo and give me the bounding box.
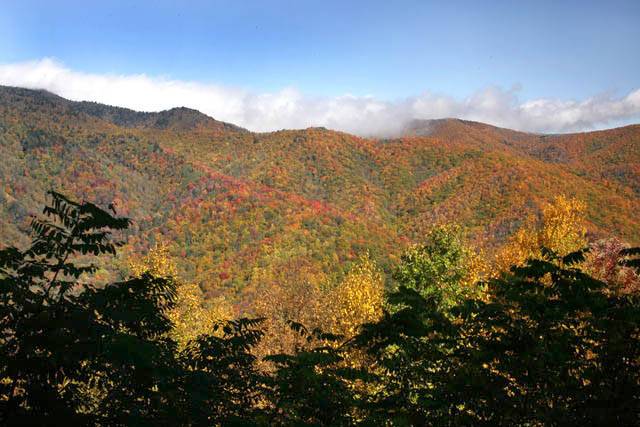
[1,192,639,426]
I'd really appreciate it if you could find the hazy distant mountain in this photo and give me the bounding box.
[0,86,246,132]
[1,85,639,304]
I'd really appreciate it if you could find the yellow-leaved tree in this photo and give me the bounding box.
[329,253,384,339]
[129,241,232,348]
[495,195,588,273]
[249,254,327,360]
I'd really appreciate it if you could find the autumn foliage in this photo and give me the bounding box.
[495,195,588,273]
[2,87,640,423]
[2,86,640,318]
[328,253,384,339]
[2,192,639,425]
[129,241,233,347]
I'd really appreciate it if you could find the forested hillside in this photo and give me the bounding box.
[1,85,639,311]
[2,190,639,425]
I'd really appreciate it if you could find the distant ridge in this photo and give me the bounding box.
[402,118,533,137]
[2,84,638,136]
[0,85,248,133]
[72,102,248,132]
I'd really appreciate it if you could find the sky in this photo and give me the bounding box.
[1,0,639,135]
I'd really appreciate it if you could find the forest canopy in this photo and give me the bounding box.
[1,191,638,425]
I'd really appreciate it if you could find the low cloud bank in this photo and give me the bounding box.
[1,58,639,135]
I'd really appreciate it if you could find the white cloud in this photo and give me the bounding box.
[1,58,639,135]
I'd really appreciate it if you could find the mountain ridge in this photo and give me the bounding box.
[1,85,639,305]
[0,85,248,133]
[2,84,638,137]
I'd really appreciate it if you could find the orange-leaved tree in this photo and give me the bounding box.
[586,237,640,295]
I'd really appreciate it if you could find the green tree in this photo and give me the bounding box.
[353,248,640,425]
[393,224,485,311]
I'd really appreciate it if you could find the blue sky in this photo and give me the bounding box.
[1,0,639,134]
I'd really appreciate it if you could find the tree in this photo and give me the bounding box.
[459,248,640,424]
[129,241,233,348]
[2,191,638,425]
[250,256,327,360]
[351,285,463,425]
[329,253,384,339]
[0,191,179,425]
[352,248,640,425]
[495,195,587,273]
[586,237,640,295]
[176,318,268,425]
[393,224,486,312]
[265,322,362,426]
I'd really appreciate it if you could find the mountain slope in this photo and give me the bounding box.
[1,85,639,308]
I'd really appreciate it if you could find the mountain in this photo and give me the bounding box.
[1,85,639,308]
[74,102,248,133]
[405,117,640,194]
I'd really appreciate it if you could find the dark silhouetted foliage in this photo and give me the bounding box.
[1,192,639,425]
